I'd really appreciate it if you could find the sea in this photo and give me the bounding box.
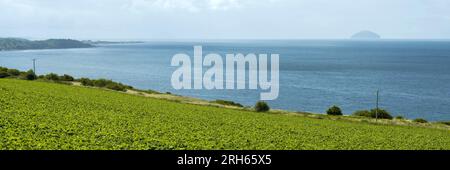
[1,40,449,121]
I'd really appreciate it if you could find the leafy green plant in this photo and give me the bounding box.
[0,78,449,150]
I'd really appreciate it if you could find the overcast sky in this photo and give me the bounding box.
[1,0,449,40]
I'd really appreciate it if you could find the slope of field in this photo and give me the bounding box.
[0,79,449,150]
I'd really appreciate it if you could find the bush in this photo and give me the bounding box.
[395,116,404,120]
[326,105,342,115]
[353,108,393,119]
[93,79,111,87]
[60,74,74,81]
[7,69,21,76]
[353,110,371,117]
[213,100,243,107]
[44,73,60,81]
[255,101,270,112]
[437,121,450,126]
[0,71,9,78]
[105,83,127,92]
[80,78,94,86]
[0,67,7,72]
[20,70,37,80]
[413,118,428,123]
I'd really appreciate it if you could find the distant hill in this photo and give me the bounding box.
[0,38,93,51]
[82,40,144,45]
[351,31,381,39]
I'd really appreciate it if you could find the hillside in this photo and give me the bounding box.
[0,79,449,150]
[0,38,93,51]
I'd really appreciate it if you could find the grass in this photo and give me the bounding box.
[0,79,449,150]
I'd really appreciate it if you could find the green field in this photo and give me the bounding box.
[0,79,449,150]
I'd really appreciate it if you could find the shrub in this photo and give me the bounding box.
[413,118,428,123]
[370,108,393,119]
[20,70,37,80]
[0,71,9,78]
[80,78,94,86]
[395,116,404,120]
[353,110,371,117]
[105,83,127,92]
[437,121,450,126]
[326,105,342,115]
[60,74,74,81]
[213,100,243,107]
[93,79,111,87]
[44,73,60,81]
[145,89,160,94]
[353,108,393,119]
[0,67,7,72]
[7,69,21,76]
[255,101,270,112]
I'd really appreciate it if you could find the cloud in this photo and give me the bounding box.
[123,0,258,12]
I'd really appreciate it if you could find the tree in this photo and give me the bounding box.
[255,101,270,112]
[326,105,342,115]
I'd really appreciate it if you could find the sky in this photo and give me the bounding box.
[1,0,450,40]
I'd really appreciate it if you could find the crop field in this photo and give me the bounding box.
[0,79,449,150]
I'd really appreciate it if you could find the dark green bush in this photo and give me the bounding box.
[353,108,393,119]
[255,101,270,112]
[437,121,450,126]
[105,83,126,92]
[213,100,243,107]
[413,118,428,123]
[0,71,9,78]
[78,77,130,92]
[44,73,60,81]
[326,105,342,115]
[0,67,7,72]
[93,79,111,87]
[353,110,371,117]
[395,116,404,120]
[60,74,74,81]
[80,78,94,86]
[7,69,21,76]
[20,70,37,80]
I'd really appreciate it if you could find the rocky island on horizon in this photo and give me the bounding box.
[351,30,381,39]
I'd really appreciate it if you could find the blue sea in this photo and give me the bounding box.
[1,40,450,121]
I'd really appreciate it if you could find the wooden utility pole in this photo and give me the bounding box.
[375,90,379,121]
[32,58,36,74]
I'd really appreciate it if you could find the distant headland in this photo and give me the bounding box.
[351,31,381,39]
[0,38,93,51]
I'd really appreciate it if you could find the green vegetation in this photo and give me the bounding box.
[326,105,343,116]
[413,118,428,123]
[438,121,450,126]
[78,77,133,92]
[254,101,270,112]
[0,79,449,150]
[353,108,393,119]
[395,116,404,120]
[0,38,92,51]
[212,100,244,107]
